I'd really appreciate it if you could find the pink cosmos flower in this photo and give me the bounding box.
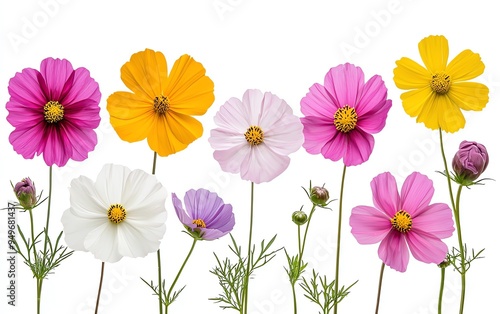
[300,63,392,166]
[349,172,454,272]
[209,89,304,184]
[6,57,101,167]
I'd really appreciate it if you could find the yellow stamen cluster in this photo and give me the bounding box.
[430,72,451,94]
[244,126,264,145]
[43,101,64,123]
[391,210,412,233]
[192,218,206,228]
[107,204,126,224]
[154,95,170,115]
[334,105,358,133]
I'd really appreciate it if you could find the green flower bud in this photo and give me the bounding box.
[310,186,329,206]
[292,211,308,225]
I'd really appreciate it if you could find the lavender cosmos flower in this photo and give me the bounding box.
[172,189,235,240]
[452,140,489,183]
[13,177,37,210]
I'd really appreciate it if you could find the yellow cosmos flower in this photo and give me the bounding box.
[393,35,489,133]
[107,49,214,156]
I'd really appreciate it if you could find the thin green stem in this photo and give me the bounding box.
[38,166,53,314]
[438,266,446,314]
[165,238,198,313]
[334,165,347,314]
[439,128,456,212]
[95,262,105,314]
[299,205,317,262]
[297,224,302,261]
[292,283,298,314]
[151,152,163,314]
[455,185,466,314]
[243,182,255,314]
[374,263,385,314]
[29,209,41,314]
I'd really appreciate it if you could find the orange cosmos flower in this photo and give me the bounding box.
[107,49,214,156]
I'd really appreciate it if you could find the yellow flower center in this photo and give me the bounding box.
[391,210,412,233]
[430,72,451,94]
[107,204,126,224]
[43,101,64,123]
[334,105,358,133]
[244,126,264,145]
[192,218,206,228]
[154,95,170,115]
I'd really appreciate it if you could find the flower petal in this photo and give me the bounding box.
[172,193,196,228]
[406,230,448,264]
[241,89,265,126]
[448,82,489,111]
[356,99,392,134]
[370,172,400,217]
[121,49,167,99]
[378,230,409,272]
[213,143,250,174]
[94,164,131,206]
[300,83,338,118]
[446,49,485,82]
[301,116,336,155]
[401,86,434,119]
[393,57,431,90]
[350,205,391,244]
[69,176,107,218]
[107,91,155,143]
[355,75,388,116]
[61,67,101,106]
[241,144,290,183]
[165,111,203,145]
[61,208,106,252]
[40,58,74,100]
[418,35,448,73]
[84,223,122,262]
[209,128,247,151]
[122,168,167,216]
[166,54,214,116]
[7,68,47,107]
[400,172,433,216]
[146,114,190,156]
[212,97,251,133]
[320,129,347,162]
[117,222,164,258]
[412,203,454,238]
[324,63,364,108]
[264,114,304,155]
[343,129,374,166]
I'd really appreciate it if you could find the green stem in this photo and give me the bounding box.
[292,204,316,314]
[334,165,347,314]
[151,152,163,314]
[438,266,446,314]
[28,208,41,314]
[439,128,456,212]
[38,166,53,314]
[95,262,105,314]
[243,182,255,314]
[165,238,198,313]
[299,205,317,261]
[455,185,466,314]
[374,263,385,314]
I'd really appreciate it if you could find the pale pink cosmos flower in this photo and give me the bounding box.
[349,172,454,272]
[300,63,392,166]
[209,89,304,184]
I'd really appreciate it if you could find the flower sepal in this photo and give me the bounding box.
[182,227,204,241]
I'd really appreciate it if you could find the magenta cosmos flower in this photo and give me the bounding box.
[172,189,235,240]
[6,57,101,167]
[209,89,304,184]
[300,63,392,166]
[349,172,454,272]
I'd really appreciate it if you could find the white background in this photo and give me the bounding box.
[1,0,499,313]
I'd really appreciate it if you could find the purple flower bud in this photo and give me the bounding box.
[452,141,489,183]
[310,186,329,206]
[13,177,37,209]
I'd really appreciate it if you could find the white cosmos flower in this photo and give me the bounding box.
[61,164,167,263]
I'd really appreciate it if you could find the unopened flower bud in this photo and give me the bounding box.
[310,186,329,206]
[452,141,489,184]
[292,211,308,225]
[14,177,37,209]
